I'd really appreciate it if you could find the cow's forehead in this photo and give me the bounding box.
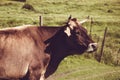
[68,20,76,26]
[68,18,88,33]
[68,18,79,29]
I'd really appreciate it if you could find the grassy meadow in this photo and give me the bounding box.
[0,0,120,80]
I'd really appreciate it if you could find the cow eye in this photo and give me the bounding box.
[75,30,81,35]
[76,32,80,34]
[73,27,81,35]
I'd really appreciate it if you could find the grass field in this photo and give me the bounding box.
[47,56,120,80]
[0,0,120,80]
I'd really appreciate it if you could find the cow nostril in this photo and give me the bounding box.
[91,43,97,51]
[91,44,96,49]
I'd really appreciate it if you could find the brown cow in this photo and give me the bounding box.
[0,16,97,80]
[0,25,52,80]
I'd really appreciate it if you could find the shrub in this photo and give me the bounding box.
[22,3,35,11]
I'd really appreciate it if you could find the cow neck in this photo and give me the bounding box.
[45,26,70,78]
[45,52,68,78]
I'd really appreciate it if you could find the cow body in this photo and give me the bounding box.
[0,17,97,80]
[0,26,61,80]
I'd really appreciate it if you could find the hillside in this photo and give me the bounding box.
[0,0,120,80]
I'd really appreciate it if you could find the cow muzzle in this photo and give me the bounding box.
[86,43,97,53]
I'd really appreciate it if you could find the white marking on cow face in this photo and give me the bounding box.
[64,19,78,37]
[68,20,77,29]
[64,27,71,37]
[86,43,97,52]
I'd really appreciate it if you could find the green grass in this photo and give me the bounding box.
[47,56,120,80]
[0,0,120,80]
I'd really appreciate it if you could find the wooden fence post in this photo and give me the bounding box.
[98,27,108,62]
[89,18,93,37]
[39,16,43,26]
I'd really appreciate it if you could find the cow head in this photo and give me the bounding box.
[44,16,98,78]
[64,16,97,54]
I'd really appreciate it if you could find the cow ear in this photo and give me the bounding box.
[66,15,72,25]
[68,15,72,20]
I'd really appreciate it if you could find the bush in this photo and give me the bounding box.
[22,3,35,11]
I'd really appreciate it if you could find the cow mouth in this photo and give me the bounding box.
[86,43,98,53]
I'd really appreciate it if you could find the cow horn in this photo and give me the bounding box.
[79,16,90,24]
